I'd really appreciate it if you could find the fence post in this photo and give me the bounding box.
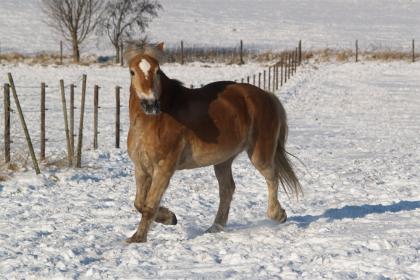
[239,40,244,65]
[247,76,250,84]
[294,48,298,73]
[412,39,415,63]
[181,40,184,65]
[268,67,271,92]
[60,79,73,166]
[292,49,295,74]
[76,74,87,168]
[355,40,359,62]
[280,57,284,87]
[7,73,40,174]
[275,64,279,90]
[40,82,46,161]
[263,70,266,90]
[93,85,99,150]
[253,74,255,86]
[298,40,302,65]
[258,72,261,88]
[115,86,121,149]
[284,53,288,83]
[70,84,75,156]
[272,65,276,92]
[60,41,63,65]
[3,83,11,164]
[288,52,292,79]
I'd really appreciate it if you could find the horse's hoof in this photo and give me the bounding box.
[125,234,147,243]
[267,208,287,224]
[272,209,287,224]
[155,212,178,225]
[171,213,178,225]
[205,223,224,233]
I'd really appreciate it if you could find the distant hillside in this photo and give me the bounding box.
[0,0,419,55]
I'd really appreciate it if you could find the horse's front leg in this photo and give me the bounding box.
[133,166,177,226]
[133,166,151,213]
[127,166,174,243]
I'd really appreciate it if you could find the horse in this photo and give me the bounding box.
[124,42,302,243]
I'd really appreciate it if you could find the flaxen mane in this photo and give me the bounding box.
[124,41,165,63]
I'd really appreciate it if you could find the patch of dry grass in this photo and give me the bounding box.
[0,47,417,67]
[304,49,417,63]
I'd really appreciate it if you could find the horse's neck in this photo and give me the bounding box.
[159,71,185,111]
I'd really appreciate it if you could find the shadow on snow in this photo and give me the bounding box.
[289,200,420,228]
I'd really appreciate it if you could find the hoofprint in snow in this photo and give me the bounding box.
[1,61,420,279]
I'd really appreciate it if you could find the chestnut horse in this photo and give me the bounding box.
[125,42,302,243]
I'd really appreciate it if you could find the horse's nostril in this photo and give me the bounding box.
[140,99,161,115]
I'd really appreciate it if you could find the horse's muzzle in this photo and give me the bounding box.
[140,99,161,115]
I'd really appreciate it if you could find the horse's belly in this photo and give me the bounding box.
[177,139,245,169]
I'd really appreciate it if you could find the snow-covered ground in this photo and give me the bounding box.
[1,60,419,279]
[1,0,419,54]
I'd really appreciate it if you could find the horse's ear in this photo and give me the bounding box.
[156,42,164,52]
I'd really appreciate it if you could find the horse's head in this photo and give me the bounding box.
[126,42,164,115]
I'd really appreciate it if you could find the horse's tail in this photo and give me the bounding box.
[274,108,303,199]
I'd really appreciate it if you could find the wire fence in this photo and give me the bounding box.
[1,39,418,174]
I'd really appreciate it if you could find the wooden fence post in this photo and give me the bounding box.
[76,74,87,168]
[70,84,75,155]
[93,85,99,150]
[292,51,295,74]
[355,40,359,62]
[263,70,266,90]
[285,53,288,83]
[7,73,40,174]
[246,76,249,84]
[272,65,276,92]
[3,83,11,164]
[239,40,244,64]
[292,48,295,73]
[60,79,72,166]
[60,41,63,65]
[281,57,284,87]
[115,86,121,149]
[412,39,415,63]
[258,72,261,88]
[40,82,46,161]
[181,40,184,65]
[288,53,292,79]
[253,74,255,85]
[268,66,271,92]
[275,64,279,90]
[298,40,302,65]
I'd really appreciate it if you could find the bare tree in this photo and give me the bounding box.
[100,0,162,63]
[41,0,103,63]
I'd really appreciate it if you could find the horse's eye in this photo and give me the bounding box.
[130,70,135,76]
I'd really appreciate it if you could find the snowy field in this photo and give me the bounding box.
[1,0,419,54]
[1,0,420,278]
[1,60,419,279]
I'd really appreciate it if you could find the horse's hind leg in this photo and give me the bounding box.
[206,158,236,233]
[248,150,287,223]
